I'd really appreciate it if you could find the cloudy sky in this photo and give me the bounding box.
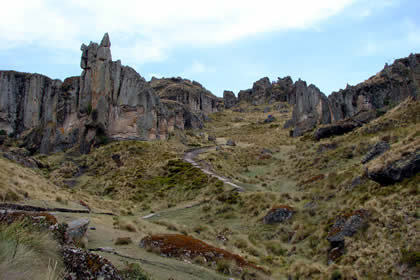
[1,0,419,96]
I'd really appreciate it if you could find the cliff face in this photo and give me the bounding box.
[328,53,420,121]
[286,53,420,137]
[0,33,218,154]
[149,77,221,115]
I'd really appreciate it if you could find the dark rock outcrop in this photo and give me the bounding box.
[150,77,221,114]
[226,139,236,146]
[237,76,295,105]
[327,210,368,262]
[288,80,333,137]
[63,247,122,280]
[223,90,237,109]
[263,115,276,123]
[313,121,359,141]
[367,148,420,185]
[287,53,420,137]
[361,141,390,164]
[263,206,294,224]
[329,54,420,122]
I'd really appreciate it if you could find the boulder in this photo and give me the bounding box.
[263,206,294,224]
[361,141,390,164]
[226,139,236,146]
[327,210,368,262]
[313,121,359,140]
[263,115,276,123]
[367,148,420,186]
[66,218,90,244]
[63,247,122,280]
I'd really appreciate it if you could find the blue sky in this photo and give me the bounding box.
[1,0,419,97]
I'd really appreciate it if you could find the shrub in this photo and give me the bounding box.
[401,248,420,268]
[120,263,151,280]
[115,237,133,245]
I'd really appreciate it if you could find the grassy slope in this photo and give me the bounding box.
[1,100,419,279]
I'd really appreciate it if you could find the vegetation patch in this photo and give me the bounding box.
[140,234,263,273]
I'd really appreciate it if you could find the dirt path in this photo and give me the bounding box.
[183,147,245,192]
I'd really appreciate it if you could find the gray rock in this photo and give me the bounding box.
[263,206,294,224]
[362,141,390,164]
[313,121,359,141]
[263,106,270,113]
[263,115,276,123]
[226,139,236,146]
[223,90,237,109]
[367,149,420,185]
[67,218,90,244]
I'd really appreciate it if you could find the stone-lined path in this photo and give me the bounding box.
[183,147,244,192]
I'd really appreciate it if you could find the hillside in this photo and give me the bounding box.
[0,36,419,279]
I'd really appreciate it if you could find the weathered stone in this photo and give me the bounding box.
[63,247,122,280]
[2,33,225,154]
[263,115,276,123]
[223,90,237,109]
[313,121,359,141]
[226,139,236,146]
[263,206,294,224]
[367,149,420,185]
[287,80,332,137]
[66,218,90,244]
[327,210,368,263]
[362,141,390,164]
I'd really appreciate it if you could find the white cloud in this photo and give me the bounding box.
[0,0,360,63]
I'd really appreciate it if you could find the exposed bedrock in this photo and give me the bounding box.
[0,33,220,154]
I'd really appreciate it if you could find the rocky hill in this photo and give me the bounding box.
[0,34,220,154]
[223,53,420,138]
[149,77,222,129]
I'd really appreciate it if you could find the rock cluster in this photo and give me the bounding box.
[367,147,420,185]
[223,90,237,109]
[263,206,294,224]
[63,247,122,280]
[361,141,390,164]
[0,33,221,154]
[327,209,368,263]
[150,77,222,128]
[289,53,420,137]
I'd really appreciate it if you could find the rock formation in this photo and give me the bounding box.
[287,53,420,137]
[223,90,237,109]
[0,33,220,154]
[236,76,293,105]
[149,77,222,129]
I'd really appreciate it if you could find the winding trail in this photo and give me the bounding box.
[183,147,244,192]
[142,147,245,220]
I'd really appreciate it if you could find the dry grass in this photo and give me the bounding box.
[0,221,64,280]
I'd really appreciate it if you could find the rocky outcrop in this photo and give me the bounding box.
[367,146,420,186]
[63,247,122,280]
[0,33,220,154]
[361,141,390,164]
[327,209,368,263]
[288,80,332,137]
[236,76,294,105]
[150,77,221,114]
[329,54,420,122]
[287,53,420,137]
[263,206,294,224]
[223,90,237,109]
